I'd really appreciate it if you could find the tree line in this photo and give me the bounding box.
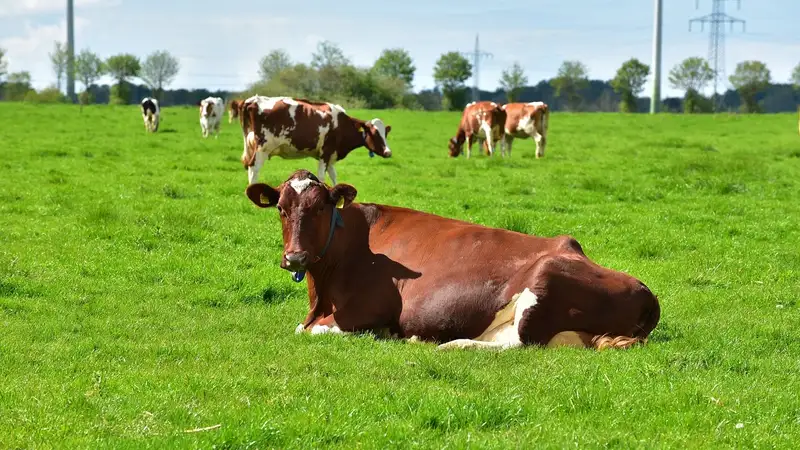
[1,42,799,113]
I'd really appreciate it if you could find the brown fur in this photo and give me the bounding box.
[245,169,661,350]
[448,101,507,158]
[228,99,242,123]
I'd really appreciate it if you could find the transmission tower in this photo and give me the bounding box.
[689,0,745,112]
[460,34,492,102]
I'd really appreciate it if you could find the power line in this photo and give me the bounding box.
[689,0,746,112]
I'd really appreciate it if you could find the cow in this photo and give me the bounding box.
[500,101,550,158]
[199,96,224,138]
[448,101,506,158]
[228,99,242,124]
[244,169,662,351]
[238,95,392,186]
[140,97,160,133]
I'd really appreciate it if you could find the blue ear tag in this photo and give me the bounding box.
[292,271,306,283]
[368,151,375,158]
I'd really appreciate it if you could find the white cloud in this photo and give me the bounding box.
[0,0,118,18]
[0,17,89,88]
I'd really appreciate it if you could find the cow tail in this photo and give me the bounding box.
[589,289,661,351]
[243,103,259,167]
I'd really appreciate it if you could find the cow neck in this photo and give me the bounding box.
[291,205,344,283]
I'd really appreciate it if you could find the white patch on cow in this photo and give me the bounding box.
[253,96,299,114]
[316,123,330,150]
[479,120,494,155]
[437,288,538,350]
[527,101,545,107]
[327,103,347,129]
[310,324,344,335]
[516,114,537,136]
[290,177,315,194]
[295,323,305,334]
[490,102,497,107]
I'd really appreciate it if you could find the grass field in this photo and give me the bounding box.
[2,102,800,449]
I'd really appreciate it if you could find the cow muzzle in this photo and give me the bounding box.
[282,251,310,271]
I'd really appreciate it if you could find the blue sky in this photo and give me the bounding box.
[1,0,798,98]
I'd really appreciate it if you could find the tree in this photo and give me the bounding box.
[0,47,7,81]
[49,41,68,91]
[791,62,800,89]
[311,40,350,70]
[668,57,714,113]
[433,52,472,110]
[550,60,589,111]
[729,60,771,113]
[372,48,415,88]
[140,50,180,100]
[4,71,33,101]
[74,49,105,104]
[258,49,292,81]
[105,53,141,104]
[611,58,650,112]
[499,62,528,102]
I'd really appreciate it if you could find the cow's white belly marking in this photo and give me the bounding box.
[437,288,538,350]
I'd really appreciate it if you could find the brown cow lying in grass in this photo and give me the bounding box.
[245,170,661,350]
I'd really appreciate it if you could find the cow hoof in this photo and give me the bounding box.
[295,323,305,334]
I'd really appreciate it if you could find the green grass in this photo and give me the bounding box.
[2,103,800,449]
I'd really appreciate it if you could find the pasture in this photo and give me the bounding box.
[1,102,800,448]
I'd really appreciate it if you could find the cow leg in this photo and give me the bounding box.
[248,152,266,184]
[534,132,546,158]
[327,163,338,186]
[515,255,659,349]
[465,136,472,159]
[317,158,328,184]
[503,135,514,157]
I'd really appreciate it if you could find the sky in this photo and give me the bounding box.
[1,0,798,98]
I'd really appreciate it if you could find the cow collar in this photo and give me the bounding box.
[361,129,375,158]
[291,206,345,283]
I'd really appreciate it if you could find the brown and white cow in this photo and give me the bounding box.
[239,96,392,185]
[500,101,550,158]
[244,169,661,351]
[228,99,242,124]
[448,101,506,158]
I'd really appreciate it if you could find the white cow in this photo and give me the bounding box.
[199,96,225,138]
[140,97,160,133]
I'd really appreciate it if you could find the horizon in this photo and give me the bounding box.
[1,0,798,99]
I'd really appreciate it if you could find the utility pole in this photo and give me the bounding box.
[690,0,745,112]
[460,34,492,102]
[650,0,663,114]
[66,0,76,103]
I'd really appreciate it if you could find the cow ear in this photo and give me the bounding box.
[384,125,392,136]
[330,184,357,209]
[245,183,281,208]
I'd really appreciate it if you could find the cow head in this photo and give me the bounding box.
[448,136,463,157]
[245,170,357,273]
[360,119,392,158]
[229,100,241,123]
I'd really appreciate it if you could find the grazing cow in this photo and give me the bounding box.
[448,101,506,158]
[239,95,392,185]
[244,169,661,351]
[140,97,160,133]
[199,96,225,138]
[228,99,242,124]
[500,101,550,158]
